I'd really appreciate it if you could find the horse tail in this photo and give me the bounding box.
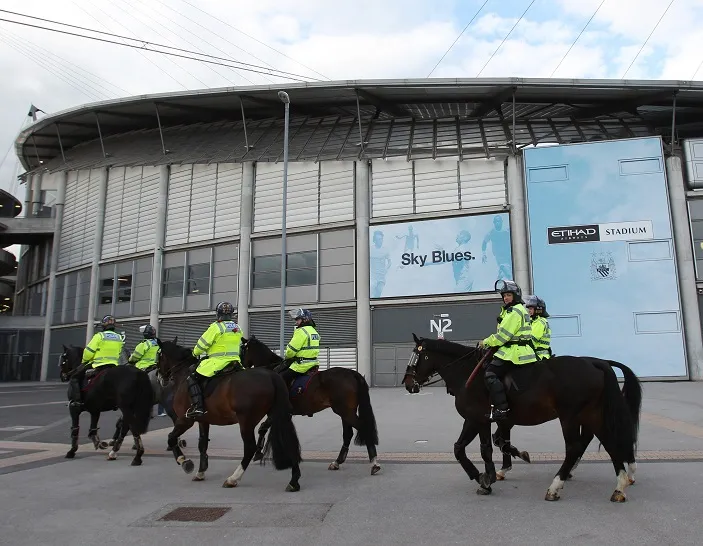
[262,371,302,470]
[590,359,635,463]
[353,371,379,447]
[126,369,154,436]
[606,360,643,452]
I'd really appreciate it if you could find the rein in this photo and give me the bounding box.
[407,344,480,387]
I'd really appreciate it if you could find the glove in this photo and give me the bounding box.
[478,340,485,349]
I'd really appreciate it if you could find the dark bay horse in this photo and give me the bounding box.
[59,345,154,465]
[240,336,381,475]
[403,334,642,502]
[156,338,303,492]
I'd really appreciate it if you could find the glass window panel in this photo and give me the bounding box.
[253,255,281,273]
[188,263,210,281]
[287,268,316,287]
[253,271,280,289]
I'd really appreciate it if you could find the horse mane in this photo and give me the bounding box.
[248,336,283,360]
[421,337,475,358]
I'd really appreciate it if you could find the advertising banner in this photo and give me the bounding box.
[369,213,513,298]
[525,136,686,378]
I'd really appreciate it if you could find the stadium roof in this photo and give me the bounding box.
[15,77,703,173]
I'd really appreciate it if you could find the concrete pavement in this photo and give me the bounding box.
[0,381,702,545]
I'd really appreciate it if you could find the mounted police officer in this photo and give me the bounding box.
[525,295,552,360]
[280,308,320,385]
[186,301,244,419]
[479,280,537,421]
[128,324,159,372]
[68,315,124,409]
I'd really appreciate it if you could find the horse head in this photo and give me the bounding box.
[402,333,479,393]
[59,344,84,382]
[240,336,285,370]
[156,337,195,382]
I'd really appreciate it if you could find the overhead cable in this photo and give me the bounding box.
[550,0,606,78]
[476,0,538,78]
[621,0,675,79]
[427,0,490,78]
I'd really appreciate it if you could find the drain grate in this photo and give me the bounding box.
[159,506,231,522]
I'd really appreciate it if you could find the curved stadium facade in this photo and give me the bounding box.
[4,78,703,384]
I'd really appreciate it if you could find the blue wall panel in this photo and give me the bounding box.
[524,137,687,378]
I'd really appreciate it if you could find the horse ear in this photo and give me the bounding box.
[62,344,68,351]
[412,333,421,345]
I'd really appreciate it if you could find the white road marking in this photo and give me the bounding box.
[0,401,66,410]
[0,426,43,432]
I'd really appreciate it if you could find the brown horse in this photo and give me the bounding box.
[240,336,381,475]
[403,334,641,502]
[156,338,303,492]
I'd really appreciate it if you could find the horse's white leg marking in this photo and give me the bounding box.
[627,461,637,484]
[108,450,117,460]
[546,475,565,500]
[616,469,628,493]
[224,464,245,486]
[176,455,185,465]
[496,466,511,480]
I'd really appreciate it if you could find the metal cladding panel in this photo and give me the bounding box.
[165,164,193,246]
[102,167,125,259]
[189,164,218,242]
[253,162,284,232]
[158,315,214,349]
[249,307,356,348]
[325,347,357,370]
[683,138,703,189]
[80,170,100,266]
[285,161,320,229]
[371,158,414,217]
[118,166,142,256]
[320,161,354,223]
[215,163,242,238]
[459,158,506,209]
[414,158,460,214]
[58,171,79,271]
[137,166,160,252]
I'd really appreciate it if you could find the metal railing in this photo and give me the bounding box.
[0,352,42,382]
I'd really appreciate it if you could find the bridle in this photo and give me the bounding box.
[404,343,480,390]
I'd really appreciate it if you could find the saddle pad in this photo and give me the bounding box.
[504,361,543,396]
[290,370,318,397]
[203,364,241,398]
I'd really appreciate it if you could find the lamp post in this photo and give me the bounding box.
[278,90,290,357]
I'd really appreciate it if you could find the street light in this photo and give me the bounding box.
[278,90,290,357]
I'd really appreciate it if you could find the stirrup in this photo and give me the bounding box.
[69,400,83,408]
[487,406,510,422]
[185,406,207,419]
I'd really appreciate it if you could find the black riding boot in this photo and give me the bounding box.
[68,365,88,408]
[185,373,207,419]
[484,373,510,422]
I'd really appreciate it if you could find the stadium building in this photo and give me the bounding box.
[2,78,703,384]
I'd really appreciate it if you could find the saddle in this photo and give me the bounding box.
[288,367,319,397]
[202,362,243,398]
[501,362,542,396]
[80,368,109,393]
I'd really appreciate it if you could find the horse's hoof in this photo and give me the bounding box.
[328,462,340,471]
[65,451,76,459]
[192,475,205,482]
[610,490,627,503]
[179,439,187,448]
[107,454,117,461]
[285,483,301,493]
[371,463,381,476]
[476,486,492,495]
[130,459,142,466]
[182,459,194,474]
[478,473,495,489]
[496,471,506,481]
[222,480,237,488]
[545,491,560,501]
[520,451,531,463]
[98,441,109,450]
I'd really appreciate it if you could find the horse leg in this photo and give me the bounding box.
[168,418,196,475]
[223,418,257,489]
[591,429,630,503]
[87,413,108,450]
[130,433,145,466]
[329,420,354,471]
[107,416,130,461]
[477,425,498,494]
[493,424,531,481]
[452,419,483,492]
[252,416,271,462]
[545,418,589,501]
[566,427,594,480]
[65,405,81,459]
[193,422,210,482]
[335,406,381,475]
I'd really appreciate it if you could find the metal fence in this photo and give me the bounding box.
[0,353,42,382]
